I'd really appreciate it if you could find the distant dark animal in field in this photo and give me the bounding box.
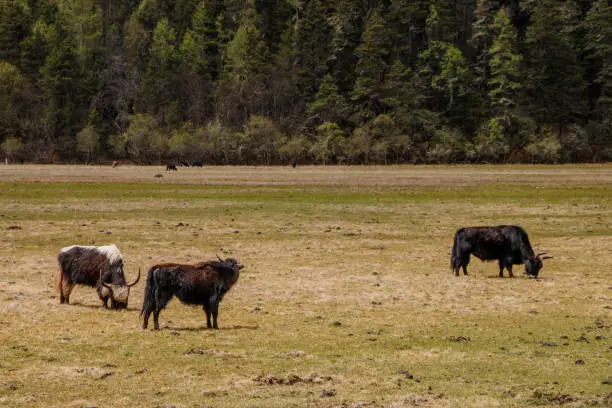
[191,161,203,167]
[291,159,297,168]
[56,245,140,309]
[141,257,243,330]
[451,226,552,278]
[179,160,190,167]
[166,164,177,171]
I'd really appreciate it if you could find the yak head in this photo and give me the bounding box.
[100,268,140,309]
[525,253,553,278]
[217,255,244,272]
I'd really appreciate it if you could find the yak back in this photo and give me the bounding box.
[58,246,125,287]
[457,225,534,263]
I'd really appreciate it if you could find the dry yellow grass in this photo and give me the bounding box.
[0,164,610,408]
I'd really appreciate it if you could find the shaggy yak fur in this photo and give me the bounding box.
[451,226,552,278]
[141,257,243,330]
[56,244,140,308]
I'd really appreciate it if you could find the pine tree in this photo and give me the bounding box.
[585,0,612,120]
[382,59,431,135]
[470,0,499,90]
[218,19,271,128]
[524,0,586,128]
[187,0,222,79]
[293,0,333,98]
[351,8,391,121]
[487,8,522,114]
[0,0,30,66]
[309,74,350,125]
[584,0,612,158]
[38,14,81,149]
[386,0,430,63]
[139,18,179,125]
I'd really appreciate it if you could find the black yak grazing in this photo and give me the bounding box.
[56,244,140,308]
[451,226,552,278]
[141,257,243,330]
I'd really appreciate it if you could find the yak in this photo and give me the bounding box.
[141,257,243,330]
[56,244,140,308]
[451,226,552,278]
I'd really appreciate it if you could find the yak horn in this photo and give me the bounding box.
[535,252,548,257]
[100,269,112,289]
[127,268,141,287]
[541,255,553,260]
[216,254,224,262]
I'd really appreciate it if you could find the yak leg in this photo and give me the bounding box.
[507,265,514,278]
[210,302,220,329]
[153,310,161,330]
[152,291,173,330]
[204,299,219,329]
[60,279,75,304]
[498,260,505,278]
[457,255,469,276]
[203,304,212,329]
[142,309,150,329]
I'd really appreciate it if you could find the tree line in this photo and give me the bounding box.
[1,0,611,164]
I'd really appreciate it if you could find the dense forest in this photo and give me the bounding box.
[0,0,611,164]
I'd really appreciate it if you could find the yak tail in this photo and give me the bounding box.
[55,267,63,293]
[450,232,461,272]
[140,266,157,318]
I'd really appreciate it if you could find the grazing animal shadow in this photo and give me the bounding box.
[164,324,258,332]
[68,301,140,312]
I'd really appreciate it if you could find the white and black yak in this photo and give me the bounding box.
[56,244,140,309]
[141,257,243,330]
[451,225,552,278]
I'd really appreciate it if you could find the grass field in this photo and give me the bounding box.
[0,164,610,408]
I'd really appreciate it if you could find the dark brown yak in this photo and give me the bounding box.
[141,257,243,330]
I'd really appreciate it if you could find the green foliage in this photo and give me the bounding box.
[487,8,522,113]
[526,127,562,163]
[524,0,586,126]
[242,115,283,165]
[427,126,472,163]
[352,8,390,119]
[473,117,509,162]
[1,136,23,161]
[75,125,100,163]
[0,0,30,65]
[309,74,351,125]
[278,136,311,162]
[112,114,167,163]
[0,0,611,163]
[418,41,471,113]
[311,122,345,164]
[0,61,27,138]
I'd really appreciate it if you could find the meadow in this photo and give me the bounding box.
[0,164,610,408]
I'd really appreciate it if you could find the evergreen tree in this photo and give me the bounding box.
[584,0,612,158]
[309,73,351,125]
[470,0,499,90]
[524,0,586,128]
[139,18,179,125]
[293,0,333,98]
[38,13,81,152]
[386,0,431,63]
[488,8,522,114]
[351,8,391,121]
[218,19,271,128]
[0,0,30,66]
